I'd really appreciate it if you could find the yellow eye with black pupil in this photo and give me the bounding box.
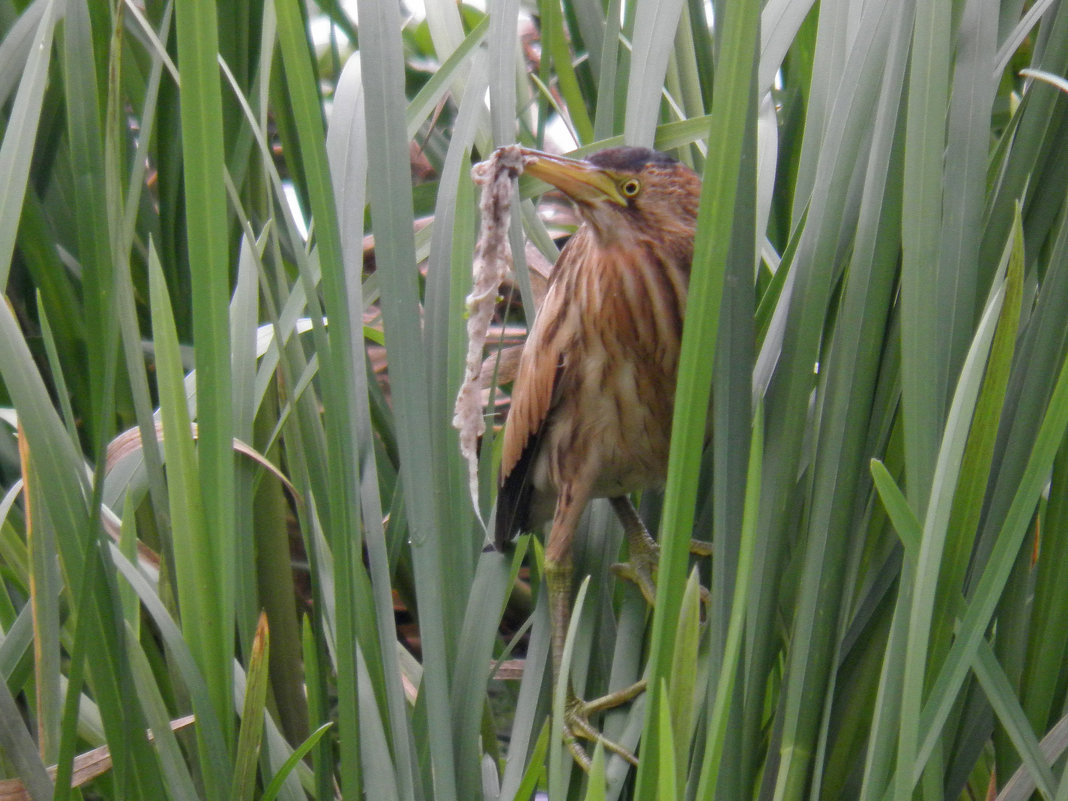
[621,179,641,197]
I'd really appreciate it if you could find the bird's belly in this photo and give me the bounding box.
[538,348,676,502]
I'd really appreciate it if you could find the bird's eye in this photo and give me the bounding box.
[620,179,641,197]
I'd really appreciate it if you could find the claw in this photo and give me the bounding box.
[562,682,646,769]
[610,555,659,607]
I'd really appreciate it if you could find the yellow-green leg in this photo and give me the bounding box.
[545,486,645,768]
[546,550,645,768]
[545,492,712,768]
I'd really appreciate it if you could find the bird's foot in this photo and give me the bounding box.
[610,537,659,607]
[563,681,646,769]
[611,535,713,607]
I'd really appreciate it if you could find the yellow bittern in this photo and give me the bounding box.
[494,146,701,765]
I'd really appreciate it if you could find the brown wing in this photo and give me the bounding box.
[494,232,588,548]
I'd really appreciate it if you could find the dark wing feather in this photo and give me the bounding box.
[494,411,541,548]
[494,232,588,548]
[494,354,565,548]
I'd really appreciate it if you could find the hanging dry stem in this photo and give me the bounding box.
[453,145,535,527]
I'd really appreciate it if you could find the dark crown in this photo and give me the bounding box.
[587,147,677,172]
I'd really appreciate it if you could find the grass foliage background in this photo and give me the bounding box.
[0,0,1067,799]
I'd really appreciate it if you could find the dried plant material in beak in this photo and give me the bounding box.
[453,145,534,526]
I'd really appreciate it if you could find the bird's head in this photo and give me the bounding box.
[519,146,700,248]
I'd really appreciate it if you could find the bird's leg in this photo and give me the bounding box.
[608,496,660,606]
[546,486,641,768]
[608,495,713,607]
[546,553,643,768]
[544,551,573,699]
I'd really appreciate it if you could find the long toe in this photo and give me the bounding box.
[689,537,714,557]
[610,559,658,606]
[612,539,712,609]
[610,525,660,606]
[563,682,646,769]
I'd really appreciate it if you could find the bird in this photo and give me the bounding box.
[494,145,702,766]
